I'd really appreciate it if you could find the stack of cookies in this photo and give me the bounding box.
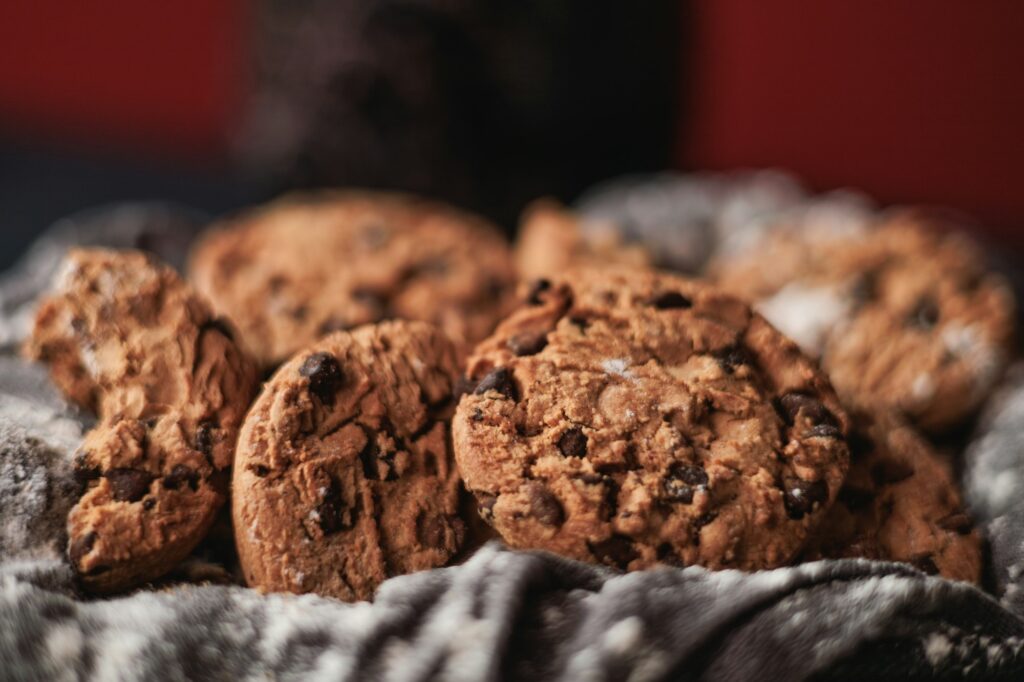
[23,184,1015,601]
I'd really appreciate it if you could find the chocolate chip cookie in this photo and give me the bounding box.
[514,199,650,282]
[803,409,982,583]
[710,210,1016,432]
[453,266,850,571]
[189,191,517,368]
[233,320,465,601]
[26,249,259,592]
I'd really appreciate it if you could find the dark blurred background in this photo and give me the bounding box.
[1,1,1022,269]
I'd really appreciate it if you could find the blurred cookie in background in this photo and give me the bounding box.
[803,408,982,583]
[574,170,809,273]
[711,209,1016,433]
[514,199,650,282]
[190,191,517,369]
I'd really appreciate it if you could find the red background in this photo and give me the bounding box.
[683,1,1024,245]
[0,1,245,159]
[1,1,1022,243]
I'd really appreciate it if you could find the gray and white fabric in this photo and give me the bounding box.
[3,200,1024,681]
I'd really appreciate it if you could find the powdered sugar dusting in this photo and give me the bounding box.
[911,373,937,402]
[602,358,633,378]
[941,324,1005,397]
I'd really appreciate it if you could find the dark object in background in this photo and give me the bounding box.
[238,1,681,230]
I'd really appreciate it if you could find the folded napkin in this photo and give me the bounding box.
[4,543,1024,681]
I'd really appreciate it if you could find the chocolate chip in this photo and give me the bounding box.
[318,480,357,534]
[473,367,518,401]
[507,331,548,356]
[250,464,270,477]
[470,408,484,423]
[715,346,753,374]
[162,465,199,491]
[569,315,590,331]
[526,278,551,305]
[911,554,940,575]
[142,498,156,510]
[807,423,842,438]
[413,258,449,277]
[352,288,387,311]
[200,316,236,342]
[908,296,940,330]
[557,427,588,457]
[299,352,344,404]
[528,485,564,526]
[695,511,717,529]
[588,535,638,569]
[268,275,287,293]
[851,271,879,305]
[318,317,353,335]
[847,432,875,460]
[651,291,693,309]
[663,463,708,504]
[870,459,915,486]
[73,455,100,495]
[658,543,684,566]
[783,478,828,519]
[777,393,837,428]
[68,531,96,567]
[106,468,153,503]
[937,512,973,535]
[484,277,507,301]
[195,421,215,457]
[838,486,874,511]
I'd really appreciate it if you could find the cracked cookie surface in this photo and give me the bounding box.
[453,266,850,571]
[26,248,259,592]
[803,409,982,583]
[189,191,517,368]
[710,211,1016,432]
[233,320,465,601]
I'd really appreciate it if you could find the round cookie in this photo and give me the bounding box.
[233,320,465,601]
[453,266,850,572]
[711,211,1016,432]
[26,248,259,593]
[189,191,517,368]
[514,199,650,282]
[802,409,981,583]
